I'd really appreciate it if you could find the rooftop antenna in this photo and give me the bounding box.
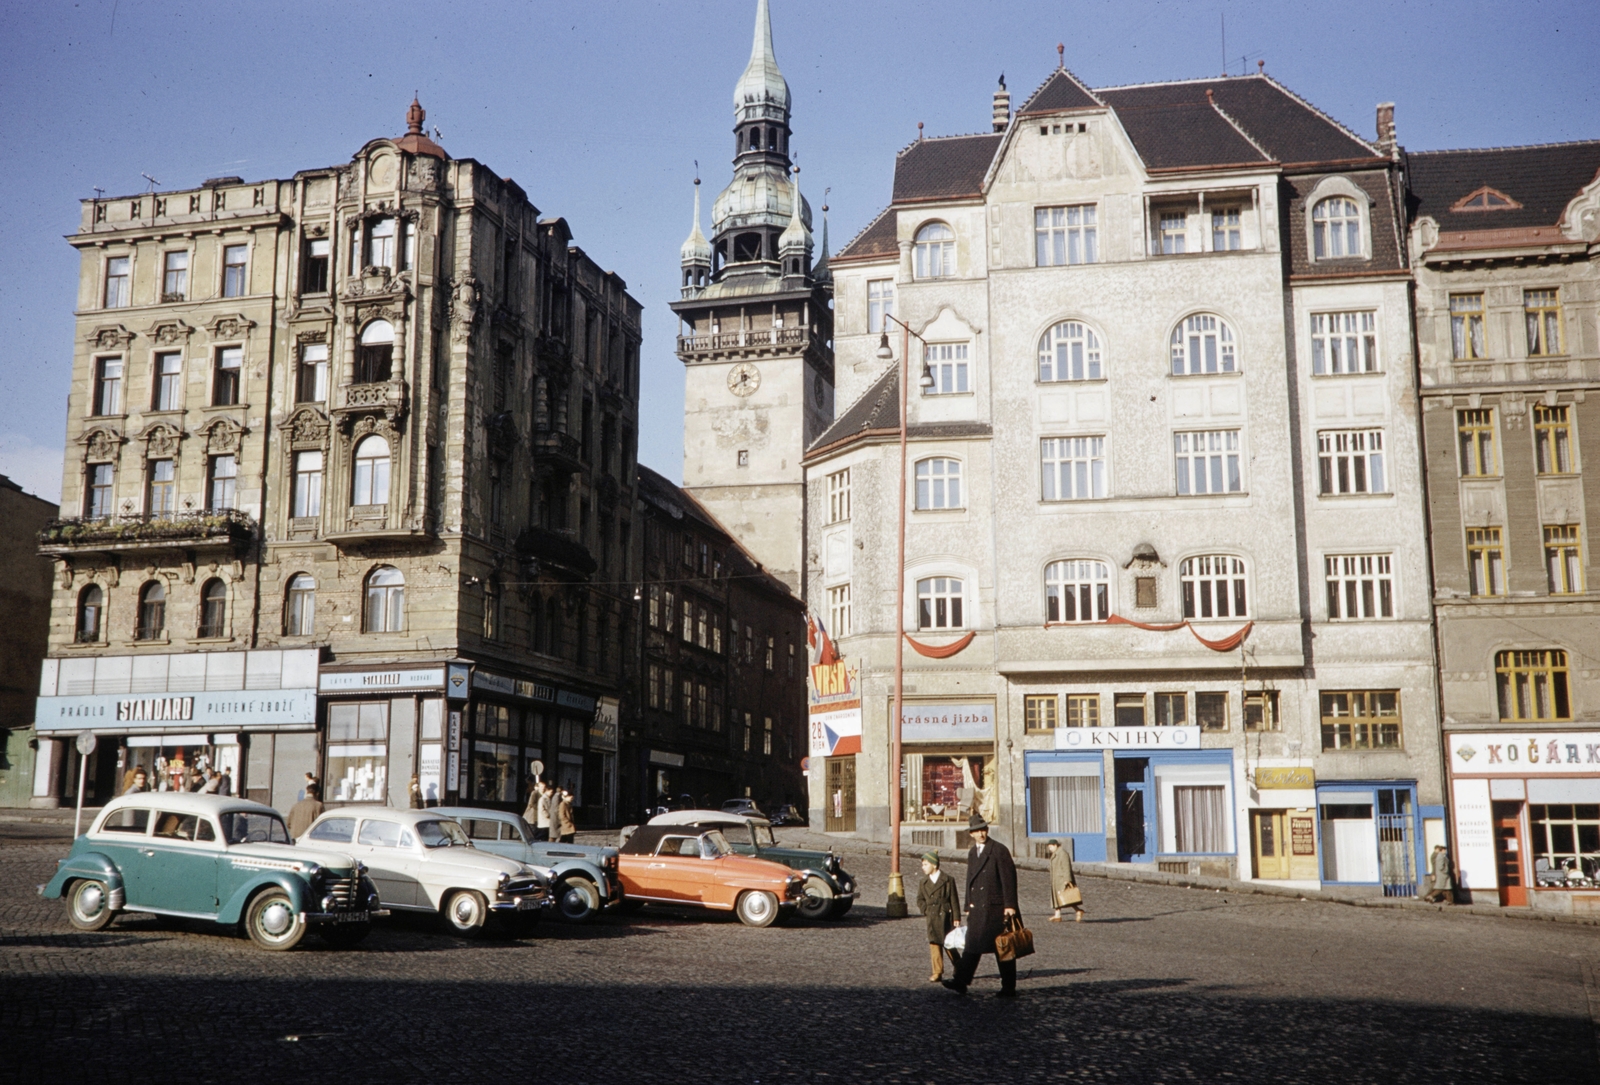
[92,186,105,200]
[1220,13,1227,76]
[140,172,161,191]
[694,159,700,183]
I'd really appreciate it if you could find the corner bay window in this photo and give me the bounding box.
[917,577,964,630]
[366,218,396,270]
[1181,555,1247,620]
[913,222,954,279]
[1321,691,1401,751]
[1046,560,1109,623]
[1496,649,1570,722]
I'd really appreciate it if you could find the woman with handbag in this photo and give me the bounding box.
[1047,839,1084,922]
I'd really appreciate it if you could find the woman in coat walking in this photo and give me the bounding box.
[1047,839,1084,922]
[916,852,960,983]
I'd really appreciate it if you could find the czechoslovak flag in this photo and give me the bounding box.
[806,611,840,666]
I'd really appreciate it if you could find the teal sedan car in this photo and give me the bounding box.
[40,793,384,951]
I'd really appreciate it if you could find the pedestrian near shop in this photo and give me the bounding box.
[916,852,960,983]
[200,769,223,794]
[531,780,553,841]
[123,768,150,795]
[409,774,424,809]
[1424,844,1456,903]
[286,783,324,840]
[944,814,1020,998]
[555,788,577,843]
[1046,839,1084,922]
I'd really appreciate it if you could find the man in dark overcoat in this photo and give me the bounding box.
[944,813,1019,997]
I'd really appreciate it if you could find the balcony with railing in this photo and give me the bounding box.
[39,509,255,556]
[676,325,811,360]
[332,378,408,426]
[531,428,583,468]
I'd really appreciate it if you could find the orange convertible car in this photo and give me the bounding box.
[616,824,804,926]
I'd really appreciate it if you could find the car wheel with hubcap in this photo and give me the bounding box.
[555,877,601,923]
[244,888,306,951]
[317,921,371,947]
[795,875,835,921]
[443,889,488,936]
[735,889,780,928]
[67,878,116,931]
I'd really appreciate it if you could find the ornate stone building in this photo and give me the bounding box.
[1410,140,1600,911]
[33,102,643,823]
[811,65,1443,896]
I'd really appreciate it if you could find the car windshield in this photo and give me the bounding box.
[751,823,777,847]
[220,812,290,845]
[416,819,471,848]
[700,830,733,858]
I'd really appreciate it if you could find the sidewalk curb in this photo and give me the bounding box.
[774,828,1600,930]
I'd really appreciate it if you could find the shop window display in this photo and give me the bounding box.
[1529,804,1600,886]
[903,754,989,823]
[327,701,389,802]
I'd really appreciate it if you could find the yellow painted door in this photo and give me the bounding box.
[1253,810,1289,879]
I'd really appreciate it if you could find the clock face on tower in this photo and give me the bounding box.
[728,362,761,397]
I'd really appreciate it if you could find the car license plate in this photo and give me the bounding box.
[516,898,538,910]
[330,911,367,924]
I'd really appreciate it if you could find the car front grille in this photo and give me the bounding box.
[501,876,545,900]
[322,876,361,910]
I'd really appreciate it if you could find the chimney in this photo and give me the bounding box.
[992,74,1010,132]
[1376,102,1396,157]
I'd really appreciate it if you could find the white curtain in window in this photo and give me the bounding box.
[1029,776,1103,835]
[1173,785,1227,853]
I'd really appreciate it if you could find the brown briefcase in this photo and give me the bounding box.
[995,914,1035,961]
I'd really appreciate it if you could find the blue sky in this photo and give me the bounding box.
[0,0,1594,504]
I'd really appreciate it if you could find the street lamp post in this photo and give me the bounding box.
[876,315,933,919]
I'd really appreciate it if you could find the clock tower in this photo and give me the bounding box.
[672,0,833,596]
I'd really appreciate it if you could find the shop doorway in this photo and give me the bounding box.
[1493,800,1527,907]
[1115,756,1152,862]
[1376,787,1417,897]
[1253,810,1289,879]
[825,755,856,832]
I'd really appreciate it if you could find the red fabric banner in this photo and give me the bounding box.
[903,631,976,659]
[1105,614,1253,653]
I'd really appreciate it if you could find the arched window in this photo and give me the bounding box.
[76,584,103,644]
[1170,314,1237,376]
[1038,321,1103,382]
[916,576,965,630]
[198,578,226,638]
[1312,197,1362,259]
[285,573,315,636]
[356,319,394,383]
[1046,560,1110,623]
[1180,555,1248,620]
[136,581,165,641]
[364,566,404,633]
[914,458,963,509]
[352,435,391,506]
[914,222,954,279]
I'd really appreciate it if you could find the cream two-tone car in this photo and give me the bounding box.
[302,807,549,936]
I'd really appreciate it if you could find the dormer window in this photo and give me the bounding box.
[1313,197,1362,258]
[914,223,954,279]
[1451,186,1521,212]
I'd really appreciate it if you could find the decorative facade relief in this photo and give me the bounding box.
[279,407,331,450]
[139,422,184,459]
[80,426,125,462]
[205,313,256,341]
[147,320,193,346]
[450,275,480,344]
[87,324,134,350]
[203,417,246,454]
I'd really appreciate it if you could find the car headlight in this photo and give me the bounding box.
[498,872,510,887]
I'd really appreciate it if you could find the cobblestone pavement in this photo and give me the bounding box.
[2,840,1596,1085]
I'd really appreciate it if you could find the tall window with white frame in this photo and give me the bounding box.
[828,583,851,638]
[1450,294,1487,360]
[1038,322,1102,382]
[913,223,954,279]
[924,343,968,394]
[1175,430,1241,494]
[1312,196,1362,258]
[1466,528,1505,597]
[302,238,330,294]
[1311,312,1378,374]
[867,280,894,334]
[76,585,103,644]
[1171,315,1236,375]
[352,436,390,506]
[366,218,396,270]
[161,251,188,301]
[826,468,850,524]
[1158,210,1187,254]
[85,464,114,519]
[93,357,123,416]
[136,581,165,641]
[208,455,237,511]
[153,353,182,411]
[146,459,175,520]
[1211,207,1242,250]
[364,566,405,633]
[293,451,323,517]
[916,577,964,631]
[1318,430,1386,494]
[285,574,315,636]
[212,347,242,406]
[1181,555,1247,619]
[1046,560,1110,623]
[104,256,130,308]
[1035,205,1097,266]
[198,578,227,638]
[1325,554,1395,619]
[1041,437,1106,501]
[297,344,328,403]
[915,458,962,509]
[221,244,248,298]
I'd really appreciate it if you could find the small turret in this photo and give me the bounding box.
[992,74,1010,132]
[680,178,711,297]
[812,199,832,286]
[778,167,812,284]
